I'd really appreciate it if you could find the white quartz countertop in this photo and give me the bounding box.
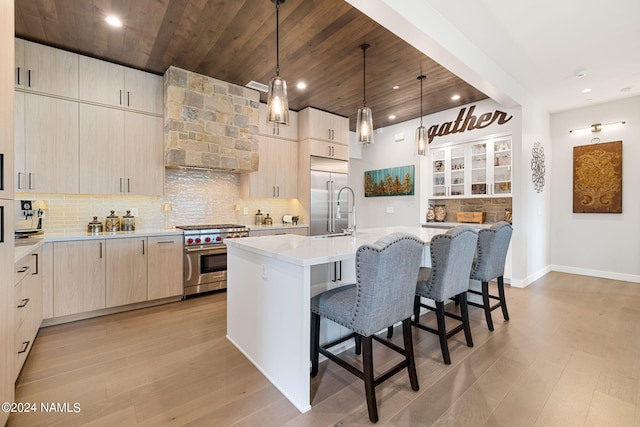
[14,229,182,262]
[421,222,492,228]
[247,223,308,230]
[225,226,447,267]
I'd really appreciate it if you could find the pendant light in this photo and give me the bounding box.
[356,43,373,145]
[416,75,427,156]
[266,0,289,126]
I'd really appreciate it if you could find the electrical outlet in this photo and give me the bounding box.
[243,207,249,215]
[130,208,139,216]
[386,206,394,214]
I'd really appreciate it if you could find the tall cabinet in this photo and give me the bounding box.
[1,2,16,423]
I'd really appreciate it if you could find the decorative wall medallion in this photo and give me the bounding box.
[531,141,546,193]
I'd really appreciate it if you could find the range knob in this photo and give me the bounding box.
[187,238,194,244]
[204,237,211,243]
[216,236,222,242]
[195,237,201,243]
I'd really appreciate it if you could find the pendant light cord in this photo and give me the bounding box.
[360,44,369,107]
[418,75,426,126]
[275,0,280,76]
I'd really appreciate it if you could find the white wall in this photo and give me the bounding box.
[550,96,639,282]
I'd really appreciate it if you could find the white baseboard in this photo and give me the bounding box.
[551,265,640,284]
[509,265,551,288]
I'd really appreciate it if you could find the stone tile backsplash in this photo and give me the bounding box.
[427,197,512,223]
[15,168,301,233]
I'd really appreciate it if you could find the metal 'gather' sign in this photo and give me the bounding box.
[531,141,545,193]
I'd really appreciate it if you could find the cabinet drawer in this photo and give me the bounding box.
[15,256,33,285]
[14,279,30,330]
[14,322,33,380]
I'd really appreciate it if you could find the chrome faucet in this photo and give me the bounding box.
[336,186,356,236]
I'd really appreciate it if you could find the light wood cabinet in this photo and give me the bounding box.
[0,201,15,421]
[147,236,183,300]
[298,107,348,144]
[307,138,349,161]
[14,245,43,379]
[15,38,79,98]
[258,102,298,140]
[79,56,163,114]
[106,238,148,307]
[50,234,182,321]
[79,105,163,196]
[53,240,106,317]
[241,136,297,198]
[17,93,79,193]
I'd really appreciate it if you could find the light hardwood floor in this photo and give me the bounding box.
[9,272,640,426]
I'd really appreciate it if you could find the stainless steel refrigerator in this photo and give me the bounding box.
[310,156,349,236]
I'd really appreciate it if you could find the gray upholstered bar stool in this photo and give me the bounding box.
[412,226,478,365]
[468,221,513,331]
[310,233,424,423]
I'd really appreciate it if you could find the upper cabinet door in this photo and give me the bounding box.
[123,68,163,115]
[79,56,162,114]
[298,107,348,145]
[124,112,164,196]
[79,56,124,107]
[18,40,78,98]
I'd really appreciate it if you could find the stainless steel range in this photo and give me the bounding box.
[176,224,249,296]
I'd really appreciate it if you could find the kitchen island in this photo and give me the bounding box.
[225,226,447,412]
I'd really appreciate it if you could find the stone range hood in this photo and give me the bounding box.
[164,66,259,173]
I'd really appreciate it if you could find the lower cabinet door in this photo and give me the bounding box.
[147,235,183,300]
[106,237,148,307]
[53,240,106,317]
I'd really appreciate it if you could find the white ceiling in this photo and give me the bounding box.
[354,0,640,114]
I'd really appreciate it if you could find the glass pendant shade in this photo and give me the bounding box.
[266,76,289,125]
[356,106,374,145]
[416,125,427,155]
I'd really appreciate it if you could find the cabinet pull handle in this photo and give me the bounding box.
[277,186,280,197]
[17,67,21,85]
[28,173,33,190]
[32,253,39,275]
[17,298,29,308]
[18,341,30,354]
[27,69,31,87]
[273,186,276,198]
[0,153,4,190]
[332,262,337,282]
[99,242,103,259]
[17,171,23,190]
[157,241,175,244]
[120,90,123,105]
[127,178,131,193]
[120,177,124,192]
[0,205,3,243]
[337,260,342,281]
[17,266,29,273]
[127,91,131,107]
[142,240,145,255]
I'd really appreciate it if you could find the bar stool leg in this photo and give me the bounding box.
[498,276,510,321]
[402,318,419,391]
[310,312,320,377]
[481,280,494,331]
[362,335,378,423]
[435,301,451,365]
[459,293,474,347]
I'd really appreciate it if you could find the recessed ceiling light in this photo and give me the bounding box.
[582,88,592,93]
[388,115,396,120]
[105,15,123,27]
[451,94,461,101]
[392,85,400,90]
[296,81,307,90]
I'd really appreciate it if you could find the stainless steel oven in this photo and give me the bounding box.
[176,224,248,296]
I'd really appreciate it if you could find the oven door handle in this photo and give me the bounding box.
[185,245,227,254]
[185,252,194,283]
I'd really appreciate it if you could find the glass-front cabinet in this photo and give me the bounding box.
[429,136,511,199]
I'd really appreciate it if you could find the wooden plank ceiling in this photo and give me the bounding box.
[15,0,488,131]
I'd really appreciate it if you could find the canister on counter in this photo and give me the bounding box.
[255,209,264,225]
[264,213,272,225]
[105,210,120,232]
[121,210,136,231]
[87,216,103,233]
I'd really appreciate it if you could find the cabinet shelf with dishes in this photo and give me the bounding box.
[429,136,512,199]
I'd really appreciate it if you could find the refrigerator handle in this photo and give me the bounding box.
[326,180,332,233]
[330,180,335,233]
